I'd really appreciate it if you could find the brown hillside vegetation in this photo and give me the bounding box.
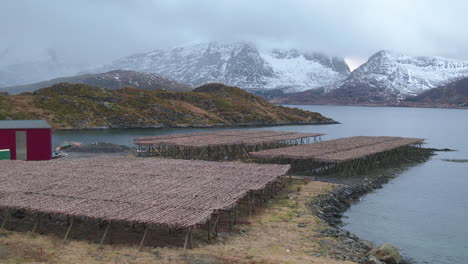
[0,82,334,129]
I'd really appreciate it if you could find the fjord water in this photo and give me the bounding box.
[53,105,468,264]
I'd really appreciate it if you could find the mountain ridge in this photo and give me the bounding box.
[403,77,468,107]
[0,54,84,87]
[273,50,468,105]
[0,70,192,94]
[87,41,350,93]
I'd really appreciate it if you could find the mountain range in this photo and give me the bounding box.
[89,41,350,93]
[273,50,468,105]
[403,77,468,107]
[0,51,83,88]
[0,70,191,94]
[1,42,468,107]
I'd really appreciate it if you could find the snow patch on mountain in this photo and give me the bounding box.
[340,50,468,98]
[261,50,349,91]
[89,42,350,93]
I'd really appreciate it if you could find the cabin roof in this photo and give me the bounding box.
[0,120,51,129]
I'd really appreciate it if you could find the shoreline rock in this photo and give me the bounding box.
[53,120,339,131]
[66,142,133,153]
[279,102,468,110]
[368,243,402,264]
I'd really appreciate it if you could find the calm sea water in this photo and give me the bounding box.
[53,105,468,264]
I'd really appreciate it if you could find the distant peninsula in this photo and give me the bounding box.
[0,82,335,129]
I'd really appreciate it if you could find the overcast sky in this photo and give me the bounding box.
[1,0,467,68]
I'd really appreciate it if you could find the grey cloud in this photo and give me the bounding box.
[1,0,467,66]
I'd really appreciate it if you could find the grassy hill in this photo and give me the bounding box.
[0,82,334,129]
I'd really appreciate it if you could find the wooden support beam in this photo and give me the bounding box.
[251,191,255,214]
[233,204,238,224]
[207,219,211,241]
[210,215,219,238]
[178,147,186,159]
[137,225,150,251]
[228,211,233,230]
[30,213,41,236]
[154,147,163,157]
[241,145,251,159]
[197,147,208,159]
[99,222,111,248]
[62,217,74,245]
[184,227,193,250]
[10,212,35,230]
[248,192,253,216]
[214,216,219,238]
[190,227,193,248]
[0,209,10,230]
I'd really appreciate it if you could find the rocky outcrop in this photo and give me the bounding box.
[367,243,402,264]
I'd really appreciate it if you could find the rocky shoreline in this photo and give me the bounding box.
[309,150,434,264]
[53,120,339,131]
[282,102,468,110]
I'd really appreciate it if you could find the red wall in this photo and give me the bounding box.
[27,129,52,161]
[0,130,16,159]
[0,128,51,161]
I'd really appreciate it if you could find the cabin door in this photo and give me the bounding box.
[15,131,27,160]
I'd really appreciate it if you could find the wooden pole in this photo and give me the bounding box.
[190,227,193,249]
[137,225,150,251]
[99,223,111,248]
[30,214,41,235]
[184,227,192,250]
[0,209,10,230]
[229,211,233,230]
[210,215,219,238]
[9,212,35,230]
[251,192,255,214]
[248,192,253,216]
[214,216,219,238]
[207,219,211,240]
[62,217,74,245]
[233,204,238,224]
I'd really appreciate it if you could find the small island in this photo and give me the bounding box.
[0,82,335,129]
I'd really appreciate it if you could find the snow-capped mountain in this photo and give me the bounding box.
[90,42,350,92]
[272,50,468,105]
[335,50,468,98]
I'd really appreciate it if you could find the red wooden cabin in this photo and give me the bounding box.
[0,120,52,161]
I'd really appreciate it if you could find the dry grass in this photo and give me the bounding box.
[0,180,355,264]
